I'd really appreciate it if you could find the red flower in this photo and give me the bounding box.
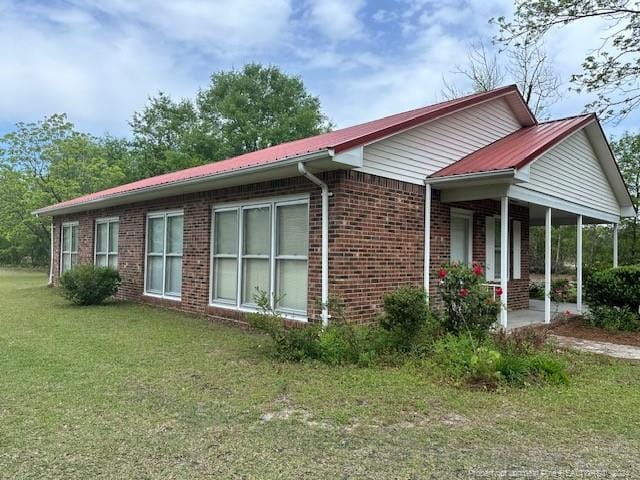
[495,287,503,297]
[459,288,469,298]
[472,264,483,276]
[438,268,448,278]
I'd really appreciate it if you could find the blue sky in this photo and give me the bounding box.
[1,0,638,140]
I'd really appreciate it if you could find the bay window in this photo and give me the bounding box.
[95,218,119,269]
[145,210,183,299]
[211,197,309,316]
[60,222,78,273]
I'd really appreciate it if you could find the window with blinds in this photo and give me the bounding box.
[145,210,183,299]
[95,218,119,269]
[211,198,309,316]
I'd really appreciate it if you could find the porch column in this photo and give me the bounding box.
[544,207,552,323]
[577,215,583,313]
[500,196,509,328]
[613,223,619,267]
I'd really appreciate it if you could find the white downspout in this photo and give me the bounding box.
[48,221,54,286]
[298,163,330,327]
[423,181,431,298]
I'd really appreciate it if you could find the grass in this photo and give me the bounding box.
[1,269,639,478]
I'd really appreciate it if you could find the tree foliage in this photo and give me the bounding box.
[493,0,640,121]
[0,114,126,265]
[129,64,332,180]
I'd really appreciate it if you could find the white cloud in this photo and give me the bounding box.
[307,0,366,41]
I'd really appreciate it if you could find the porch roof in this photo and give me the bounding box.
[430,114,594,178]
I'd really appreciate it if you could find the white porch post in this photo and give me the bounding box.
[613,223,619,267]
[576,215,583,313]
[544,207,552,323]
[500,196,509,328]
[424,182,431,298]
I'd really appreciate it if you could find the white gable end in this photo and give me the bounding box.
[358,97,522,184]
[522,129,620,216]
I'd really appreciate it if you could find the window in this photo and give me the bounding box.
[485,215,517,282]
[145,211,183,299]
[60,222,78,273]
[211,197,309,316]
[95,218,119,269]
[450,208,473,265]
[494,217,502,280]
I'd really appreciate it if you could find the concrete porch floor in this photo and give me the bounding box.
[506,299,583,330]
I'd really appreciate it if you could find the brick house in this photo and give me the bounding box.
[37,85,635,328]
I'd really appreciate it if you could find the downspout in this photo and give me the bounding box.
[423,181,431,299]
[48,220,54,286]
[298,163,329,327]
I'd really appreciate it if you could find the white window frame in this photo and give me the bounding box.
[94,217,119,269]
[60,221,79,274]
[486,214,510,282]
[450,208,473,265]
[209,194,310,320]
[144,209,184,301]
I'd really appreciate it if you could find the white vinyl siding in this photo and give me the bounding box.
[95,218,119,269]
[145,210,183,300]
[359,98,521,184]
[523,130,620,216]
[211,197,309,316]
[60,222,78,273]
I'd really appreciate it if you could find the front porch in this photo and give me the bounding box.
[506,299,582,330]
[425,184,623,330]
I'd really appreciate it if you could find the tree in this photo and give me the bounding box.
[442,39,560,117]
[129,64,332,180]
[612,132,640,263]
[0,114,126,265]
[493,0,640,121]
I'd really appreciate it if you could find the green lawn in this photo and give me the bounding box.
[1,269,639,479]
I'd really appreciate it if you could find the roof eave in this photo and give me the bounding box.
[34,149,335,217]
[425,169,516,187]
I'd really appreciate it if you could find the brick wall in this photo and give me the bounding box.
[428,190,530,310]
[51,170,530,326]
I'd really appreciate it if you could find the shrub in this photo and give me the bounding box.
[585,265,640,312]
[438,263,500,337]
[430,332,568,389]
[529,281,545,300]
[379,286,430,350]
[585,305,640,332]
[492,326,550,355]
[59,265,121,305]
[249,289,393,365]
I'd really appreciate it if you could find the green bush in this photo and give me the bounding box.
[379,286,430,350]
[585,265,640,311]
[249,290,393,365]
[438,263,500,337]
[585,305,640,332]
[529,282,545,300]
[492,326,550,355]
[430,332,568,389]
[59,265,121,305]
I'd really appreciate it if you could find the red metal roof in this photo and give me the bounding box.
[38,85,527,214]
[431,114,596,178]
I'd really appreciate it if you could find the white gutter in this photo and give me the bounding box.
[424,168,516,185]
[48,222,54,286]
[297,163,330,327]
[423,181,431,299]
[35,150,332,217]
